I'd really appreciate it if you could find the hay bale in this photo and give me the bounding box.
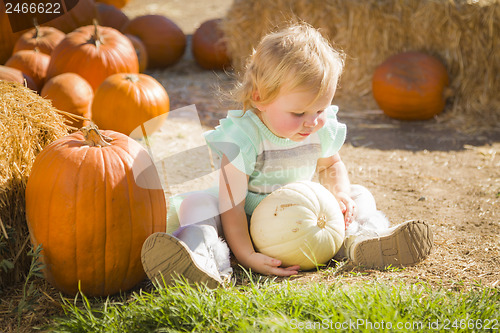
[221,0,500,132]
[0,80,70,290]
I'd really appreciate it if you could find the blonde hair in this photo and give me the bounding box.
[231,22,345,112]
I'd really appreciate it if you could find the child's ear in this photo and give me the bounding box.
[252,90,264,110]
[252,90,260,102]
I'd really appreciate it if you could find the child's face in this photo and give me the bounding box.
[254,86,336,142]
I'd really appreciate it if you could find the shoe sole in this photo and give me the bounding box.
[141,232,222,289]
[351,220,433,269]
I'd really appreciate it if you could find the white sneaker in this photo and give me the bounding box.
[347,220,433,269]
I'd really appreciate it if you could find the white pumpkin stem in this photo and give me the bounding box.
[33,18,40,39]
[125,74,139,83]
[80,123,113,147]
[91,19,103,49]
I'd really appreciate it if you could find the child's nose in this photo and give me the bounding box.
[304,115,318,128]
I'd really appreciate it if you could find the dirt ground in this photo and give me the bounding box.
[0,0,499,331]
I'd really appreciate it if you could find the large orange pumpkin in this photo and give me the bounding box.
[92,73,169,138]
[192,19,231,70]
[372,51,450,120]
[13,26,65,55]
[41,73,94,128]
[123,15,186,69]
[0,64,38,91]
[46,23,138,91]
[25,125,167,296]
[5,49,50,90]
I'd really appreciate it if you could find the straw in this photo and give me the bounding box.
[0,80,70,289]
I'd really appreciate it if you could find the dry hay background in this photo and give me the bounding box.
[0,81,70,291]
[221,0,500,133]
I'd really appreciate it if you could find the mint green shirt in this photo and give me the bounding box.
[204,105,347,215]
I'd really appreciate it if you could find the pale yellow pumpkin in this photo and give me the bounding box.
[250,181,345,270]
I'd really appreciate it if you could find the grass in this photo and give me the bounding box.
[13,244,45,330]
[47,271,500,333]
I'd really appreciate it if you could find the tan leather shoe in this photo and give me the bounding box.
[141,232,222,288]
[348,220,433,269]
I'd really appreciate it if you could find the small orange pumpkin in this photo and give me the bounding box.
[123,15,186,69]
[95,2,130,31]
[46,23,138,91]
[13,26,65,55]
[25,124,167,296]
[372,51,450,120]
[95,0,130,9]
[192,19,231,70]
[41,73,93,128]
[0,64,38,91]
[5,49,50,90]
[92,73,169,138]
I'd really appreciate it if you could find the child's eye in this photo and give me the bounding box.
[292,110,324,117]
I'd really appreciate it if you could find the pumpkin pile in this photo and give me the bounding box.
[0,1,238,296]
[0,3,191,295]
[0,9,236,134]
[250,181,345,271]
[0,2,192,136]
[0,0,96,64]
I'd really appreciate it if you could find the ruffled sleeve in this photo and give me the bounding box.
[317,105,347,157]
[203,110,259,175]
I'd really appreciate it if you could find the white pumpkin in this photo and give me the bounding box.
[250,181,345,270]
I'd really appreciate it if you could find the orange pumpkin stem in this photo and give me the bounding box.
[80,123,113,147]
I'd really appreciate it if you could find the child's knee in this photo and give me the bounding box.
[178,192,219,226]
[350,184,372,200]
[350,184,378,214]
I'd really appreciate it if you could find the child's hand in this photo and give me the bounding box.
[334,191,357,228]
[245,252,300,276]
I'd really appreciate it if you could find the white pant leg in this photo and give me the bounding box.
[335,184,390,261]
[175,191,231,277]
[178,191,223,234]
[345,184,390,237]
[334,185,391,261]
